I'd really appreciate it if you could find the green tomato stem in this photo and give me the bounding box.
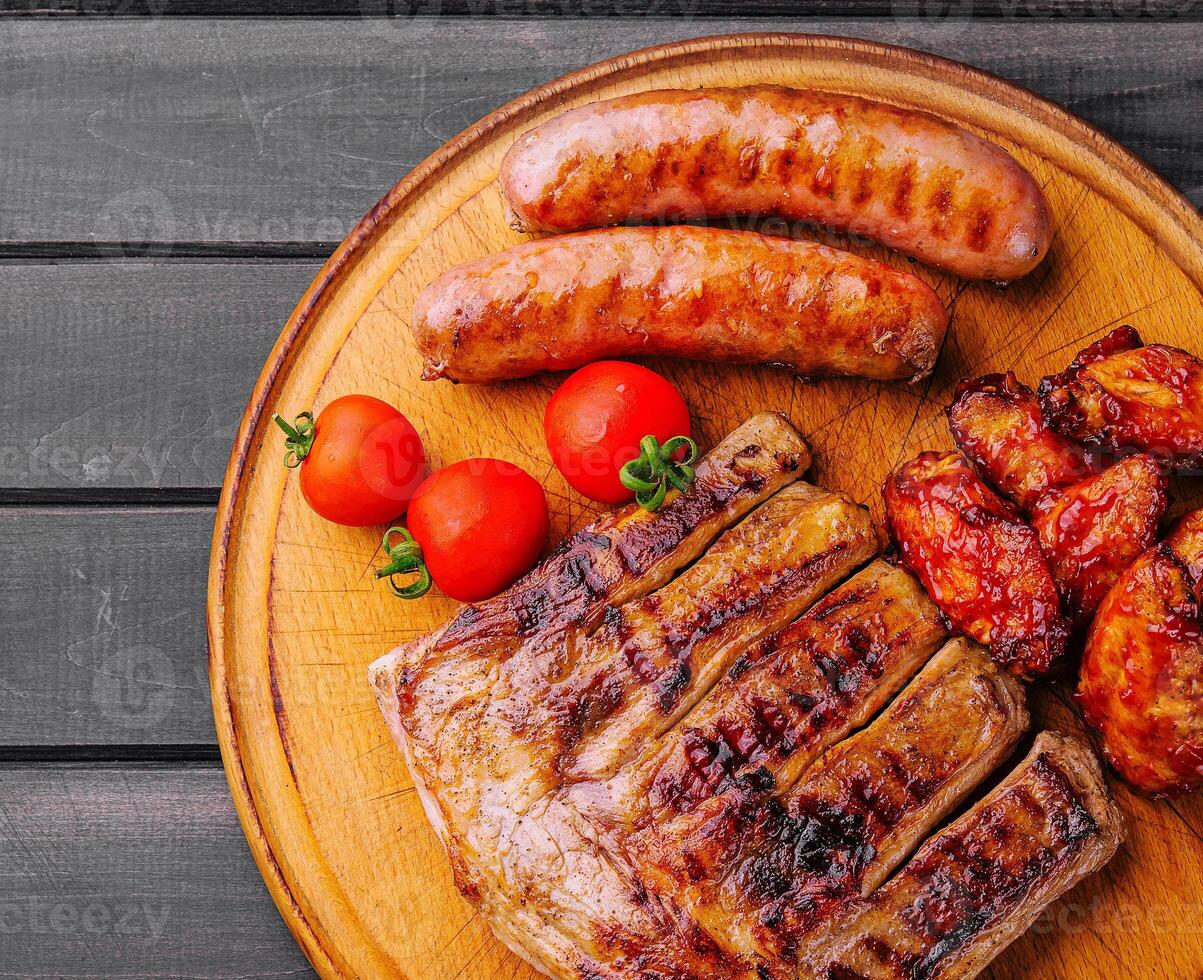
[618,434,699,512]
[273,411,316,468]
[375,527,432,599]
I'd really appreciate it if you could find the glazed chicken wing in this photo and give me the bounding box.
[1039,326,1203,469]
[883,451,1069,678]
[1031,453,1167,623]
[947,371,1098,512]
[1079,508,1203,795]
[947,369,1168,624]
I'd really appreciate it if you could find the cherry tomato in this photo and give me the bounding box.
[274,394,425,527]
[544,361,691,504]
[406,458,550,602]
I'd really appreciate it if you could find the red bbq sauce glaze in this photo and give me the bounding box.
[1031,454,1167,623]
[1078,509,1203,795]
[884,451,1068,679]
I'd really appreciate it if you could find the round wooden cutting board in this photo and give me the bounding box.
[208,33,1203,980]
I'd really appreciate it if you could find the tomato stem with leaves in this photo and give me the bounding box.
[273,411,316,468]
[619,435,699,511]
[375,527,432,599]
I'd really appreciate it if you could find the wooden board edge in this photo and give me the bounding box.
[205,31,1203,979]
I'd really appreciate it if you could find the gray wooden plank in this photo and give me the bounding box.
[0,506,215,747]
[0,261,319,491]
[0,761,315,978]
[2,18,1199,249]
[4,0,1199,15]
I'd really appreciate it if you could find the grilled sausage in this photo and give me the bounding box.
[412,226,948,384]
[500,87,1051,281]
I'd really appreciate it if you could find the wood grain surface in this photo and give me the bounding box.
[0,506,216,747]
[207,32,1203,980]
[0,262,320,493]
[4,0,1198,17]
[0,762,312,978]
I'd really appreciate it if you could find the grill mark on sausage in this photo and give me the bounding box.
[927,177,955,239]
[853,161,875,207]
[648,141,671,191]
[738,142,763,183]
[811,159,836,199]
[501,88,1050,281]
[890,162,916,220]
[968,205,995,253]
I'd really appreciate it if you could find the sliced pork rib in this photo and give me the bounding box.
[370,414,1124,980]
[630,637,1028,975]
[803,732,1123,979]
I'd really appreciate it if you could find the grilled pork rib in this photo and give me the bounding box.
[371,415,1124,980]
[803,732,1123,979]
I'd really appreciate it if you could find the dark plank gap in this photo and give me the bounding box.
[0,261,321,492]
[0,506,217,747]
[0,761,316,979]
[0,488,221,505]
[0,241,336,260]
[2,19,1199,250]
[3,0,1200,16]
[0,743,222,761]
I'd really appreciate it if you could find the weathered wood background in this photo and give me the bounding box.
[0,8,1199,977]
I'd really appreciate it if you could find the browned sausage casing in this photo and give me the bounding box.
[500,87,1051,281]
[412,226,948,384]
